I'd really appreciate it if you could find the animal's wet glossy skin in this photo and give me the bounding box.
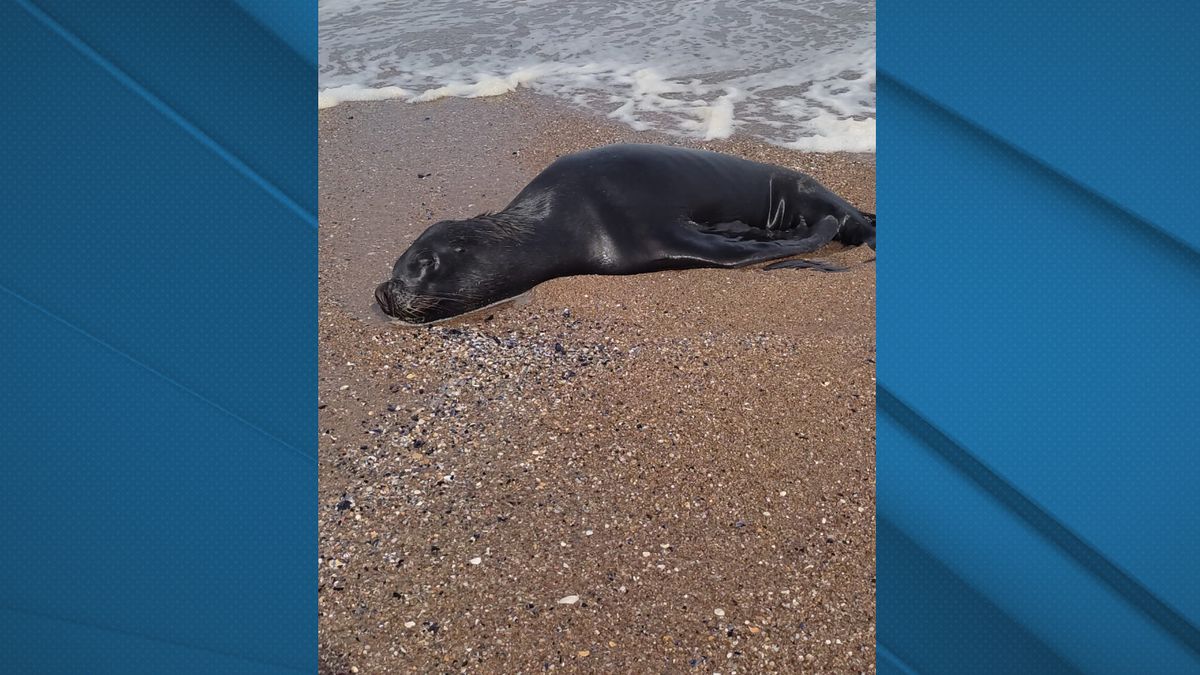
[376,143,875,323]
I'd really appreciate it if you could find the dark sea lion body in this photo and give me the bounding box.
[376,143,875,323]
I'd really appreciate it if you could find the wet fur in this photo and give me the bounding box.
[377,144,874,322]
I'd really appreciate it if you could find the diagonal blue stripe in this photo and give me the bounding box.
[878,514,1081,672]
[878,383,1200,659]
[228,0,314,67]
[1,604,304,673]
[0,282,315,463]
[878,69,1200,265]
[13,0,318,230]
[878,642,921,675]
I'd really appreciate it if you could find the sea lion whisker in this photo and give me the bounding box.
[408,296,444,310]
[413,290,479,304]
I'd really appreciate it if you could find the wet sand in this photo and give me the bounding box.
[318,91,875,674]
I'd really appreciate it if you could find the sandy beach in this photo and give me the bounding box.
[318,91,875,673]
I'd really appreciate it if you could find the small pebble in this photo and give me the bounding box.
[558,595,580,605]
[714,608,725,617]
[469,557,482,565]
[577,650,590,657]
[404,621,416,628]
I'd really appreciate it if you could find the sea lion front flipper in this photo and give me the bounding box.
[660,215,840,269]
[690,219,774,241]
[761,213,840,256]
[762,258,847,272]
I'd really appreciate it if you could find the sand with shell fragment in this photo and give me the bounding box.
[319,90,875,674]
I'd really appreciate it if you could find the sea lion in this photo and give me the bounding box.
[375,143,874,323]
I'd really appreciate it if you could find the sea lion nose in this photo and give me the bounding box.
[375,282,394,315]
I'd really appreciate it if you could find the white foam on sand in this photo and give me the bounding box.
[407,66,553,103]
[785,114,876,153]
[318,84,411,109]
[320,0,875,151]
[680,89,742,141]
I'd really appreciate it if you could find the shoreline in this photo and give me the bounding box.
[319,90,875,673]
[317,83,877,156]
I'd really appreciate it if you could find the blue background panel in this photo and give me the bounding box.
[0,1,314,672]
[28,0,315,219]
[884,0,1199,253]
[4,0,1199,671]
[879,1,1200,672]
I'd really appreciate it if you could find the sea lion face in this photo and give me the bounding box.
[375,220,503,324]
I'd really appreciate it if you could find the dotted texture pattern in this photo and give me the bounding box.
[878,1,1200,672]
[0,1,314,672]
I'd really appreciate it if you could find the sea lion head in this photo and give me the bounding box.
[375,217,529,324]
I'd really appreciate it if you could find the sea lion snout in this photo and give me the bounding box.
[375,281,397,316]
[376,279,430,322]
[376,280,417,318]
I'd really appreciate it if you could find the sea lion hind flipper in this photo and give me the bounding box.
[788,213,840,251]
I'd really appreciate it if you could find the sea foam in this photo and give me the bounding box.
[318,84,410,109]
[320,0,875,152]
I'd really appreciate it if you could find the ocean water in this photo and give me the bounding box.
[319,0,875,152]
